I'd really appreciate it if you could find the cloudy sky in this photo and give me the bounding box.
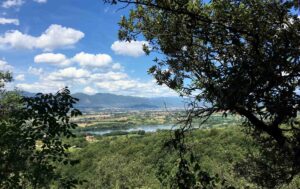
[0,0,177,97]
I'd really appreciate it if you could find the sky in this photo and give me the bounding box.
[0,0,177,97]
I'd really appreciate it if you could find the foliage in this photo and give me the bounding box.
[159,128,236,189]
[0,71,12,89]
[235,133,298,188]
[105,0,300,186]
[58,127,267,188]
[0,72,82,188]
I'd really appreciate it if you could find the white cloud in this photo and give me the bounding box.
[15,74,25,81]
[0,24,84,51]
[2,0,46,9]
[94,78,176,97]
[112,63,122,70]
[46,67,90,81]
[36,25,84,51]
[95,80,135,91]
[34,53,71,66]
[87,71,176,97]
[33,0,47,3]
[2,0,24,8]
[42,66,175,97]
[0,30,36,49]
[15,50,176,97]
[28,66,43,76]
[90,71,128,82]
[17,81,65,93]
[111,40,148,57]
[83,86,97,95]
[73,52,112,67]
[0,18,19,25]
[34,53,66,63]
[17,67,89,93]
[17,68,177,97]
[34,52,116,68]
[0,59,13,71]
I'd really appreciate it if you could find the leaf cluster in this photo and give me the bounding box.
[0,76,82,188]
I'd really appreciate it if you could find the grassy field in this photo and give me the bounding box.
[73,111,180,133]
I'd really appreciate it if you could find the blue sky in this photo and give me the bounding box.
[0,0,176,97]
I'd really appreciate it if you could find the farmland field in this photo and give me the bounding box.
[72,110,242,136]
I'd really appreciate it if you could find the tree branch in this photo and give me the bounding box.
[236,106,287,146]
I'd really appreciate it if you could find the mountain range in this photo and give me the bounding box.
[72,93,184,111]
[22,92,185,111]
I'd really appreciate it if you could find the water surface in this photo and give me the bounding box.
[86,124,177,135]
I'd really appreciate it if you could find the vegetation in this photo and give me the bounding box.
[59,126,300,188]
[1,0,300,188]
[108,0,300,143]
[74,111,178,127]
[74,111,241,134]
[105,0,300,187]
[0,71,82,188]
[1,71,299,188]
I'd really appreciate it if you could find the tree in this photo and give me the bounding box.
[106,0,300,187]
[0,71,82,188]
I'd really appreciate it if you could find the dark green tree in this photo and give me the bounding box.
[0,72,82,188]
[159,129,235,189]
[106,0,300,187]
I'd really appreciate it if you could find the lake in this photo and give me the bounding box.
[85,124,178,135]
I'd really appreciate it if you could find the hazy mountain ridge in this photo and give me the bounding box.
[21,92,184,110]
[72,93,184,110]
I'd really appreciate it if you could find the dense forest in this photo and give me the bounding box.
[59,127,300,188]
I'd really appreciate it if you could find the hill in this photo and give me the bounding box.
[21,92,184,111]
[72,93,184,110]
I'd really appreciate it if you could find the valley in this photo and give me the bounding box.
[72,110,241,136]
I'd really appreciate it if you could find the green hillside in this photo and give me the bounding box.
[59,127,300,189]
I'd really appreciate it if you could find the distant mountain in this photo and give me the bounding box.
[72,93,184,110]
[21,92,185,111]
[20,91,36,97]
